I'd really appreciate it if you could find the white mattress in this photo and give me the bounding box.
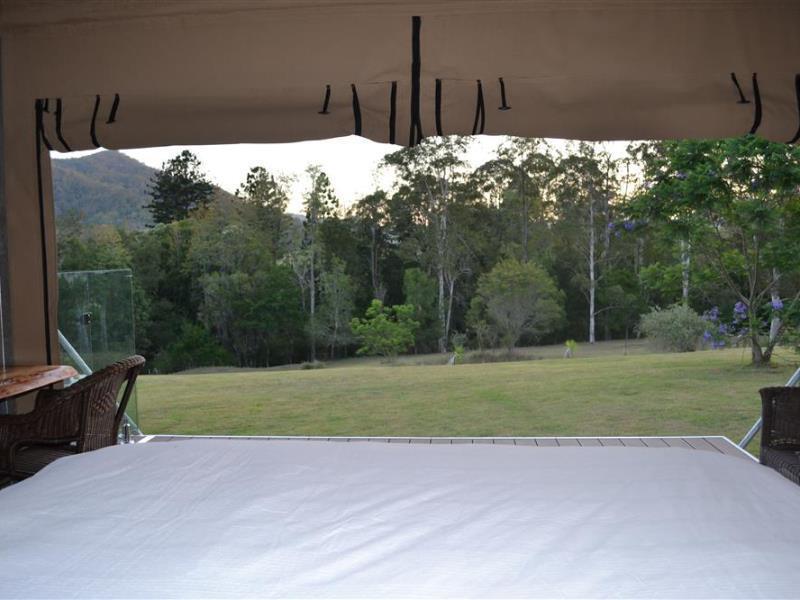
[1,439,799,598]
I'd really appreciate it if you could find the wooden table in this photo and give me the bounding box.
[0,365,78,401]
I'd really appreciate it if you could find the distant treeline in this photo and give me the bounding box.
[56,136,800,371]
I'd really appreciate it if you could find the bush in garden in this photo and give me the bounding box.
[638,304,706,352]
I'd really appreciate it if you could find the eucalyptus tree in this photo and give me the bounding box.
[299,165,339,361]
[475,137,557,263]
[628,136,800,365]
[316,257,355,359]
[383,136,472,352]
[552,142,620,343]
[350,190,390,301]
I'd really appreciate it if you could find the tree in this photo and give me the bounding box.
[146,150,214,224]
[153,322,234,373]
[126,220,196,361]
[237,167,292,260]
[188,193,273,276]
[58,223,131,271]
[469,258,564,349]
[628,136,800,365]
[403,267,438,352]
[350,190,390,301]
[476,138,556,262]
[199,266,305,367]
[350,300,419,358]
[296,165,339,361]
[552,143,620,343]
[316,257,355,359]
[384,136,472,352]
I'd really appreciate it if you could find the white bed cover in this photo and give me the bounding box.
[1,439,799,599]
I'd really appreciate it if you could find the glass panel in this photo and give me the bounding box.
[57,269,139,433]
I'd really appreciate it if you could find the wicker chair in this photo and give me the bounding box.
[0,355,145,480]
[759,386,800,486]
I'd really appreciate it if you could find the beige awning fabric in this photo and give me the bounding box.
[1,0,799,365]
[3,1,800,149]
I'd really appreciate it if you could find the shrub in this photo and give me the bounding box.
[638,305,706,352]
[350,300,420,358]
[153,322,234,373]
[300,361,325,370]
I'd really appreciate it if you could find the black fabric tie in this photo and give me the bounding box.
[472,80,485,135]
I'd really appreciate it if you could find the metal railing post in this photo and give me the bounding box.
[57,330,92,376]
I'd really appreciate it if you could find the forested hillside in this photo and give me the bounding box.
[55,137,800,372]
[53,151,156,229]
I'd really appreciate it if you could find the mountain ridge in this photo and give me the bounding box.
[53,150,303,230]
[53,150,157,229]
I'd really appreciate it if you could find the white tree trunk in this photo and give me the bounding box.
[309,250,316,362]
[437,210,448,353]
[588,198,596,344]
[680,239,690,306]
[770,268,781,343]
[437,264,446,352]
[445,276,456,345]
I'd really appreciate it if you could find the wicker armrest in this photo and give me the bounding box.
[760,387,800,451]
[0,389,80,471]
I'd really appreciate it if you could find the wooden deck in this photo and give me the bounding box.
[139,435,753,461]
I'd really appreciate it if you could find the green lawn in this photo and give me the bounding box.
[137,345,797,455]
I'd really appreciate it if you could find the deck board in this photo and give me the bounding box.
[598,438,624,447]
[140,435,752,460]
[619,438,646,447]
[682,437,719,453]
[576,438,602,447]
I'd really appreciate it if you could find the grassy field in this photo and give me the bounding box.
[137,342,798,454]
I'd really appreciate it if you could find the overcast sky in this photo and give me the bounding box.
[56,136,629,214]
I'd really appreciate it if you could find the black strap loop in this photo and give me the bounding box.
[409,16,423,146]
[498,77,511,111]
[351,84,362,136]
[788,74,800,144]
[55,98,72,152]
[472,80,485,135]
[90,95,102,148]
[389,81,397,144]
[107,93,120,124]
[435,79,443,136]
[749,73,762,135]
[730,73,750,104]
[37,99,53,151]
[318,85,331,115]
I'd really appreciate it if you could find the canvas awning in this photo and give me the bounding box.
[3,1,800,148]
[1,0,799,365]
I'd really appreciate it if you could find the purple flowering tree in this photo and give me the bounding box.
[628,137,800,365]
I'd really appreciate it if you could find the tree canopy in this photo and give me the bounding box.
[146,150,214,224]
[57,135,800,370]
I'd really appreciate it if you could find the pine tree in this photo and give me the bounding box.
[146,151,214,224]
